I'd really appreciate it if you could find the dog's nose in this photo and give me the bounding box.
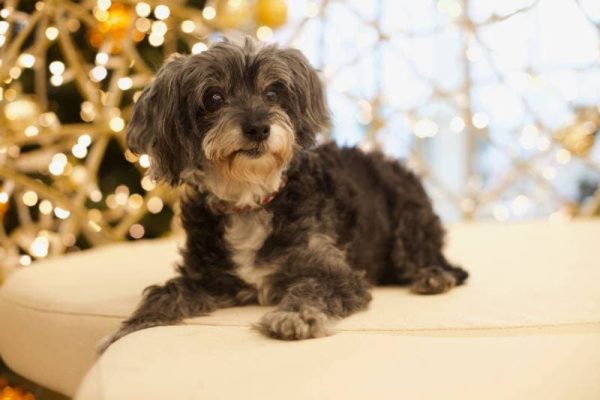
[243,123,270,142]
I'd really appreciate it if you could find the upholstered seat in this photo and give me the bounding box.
[1,221,599,399]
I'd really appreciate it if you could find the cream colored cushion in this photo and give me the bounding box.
[0,221,599,399]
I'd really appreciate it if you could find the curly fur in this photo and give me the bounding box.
[100,38,468,353]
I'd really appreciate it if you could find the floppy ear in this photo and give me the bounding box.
[279,48,331,146]
[127,54,191,185]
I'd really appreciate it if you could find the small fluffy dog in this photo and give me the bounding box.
[102,38,468,350]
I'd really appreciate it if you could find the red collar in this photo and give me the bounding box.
[211,180,285,214]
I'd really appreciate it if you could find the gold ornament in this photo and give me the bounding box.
[211,0,251,30]
[555,107,599,157]
[255,0,288,28]
[88,2,133,51]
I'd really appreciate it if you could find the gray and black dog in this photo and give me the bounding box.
[101,38,468,351]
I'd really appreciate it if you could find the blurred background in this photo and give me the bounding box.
[0,0,599,273]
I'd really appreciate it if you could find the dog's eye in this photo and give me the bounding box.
[204,89,226,112]
[264,89,278,103]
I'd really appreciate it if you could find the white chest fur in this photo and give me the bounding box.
[224,210,274,301]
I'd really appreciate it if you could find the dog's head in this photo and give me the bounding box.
[127,38,330,189]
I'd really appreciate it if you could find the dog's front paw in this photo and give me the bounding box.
[410,266,457,295]
[256,307,332,340]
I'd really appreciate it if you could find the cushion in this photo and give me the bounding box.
[0,221,599,399]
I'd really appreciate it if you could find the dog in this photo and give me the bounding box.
[101,38,468,351]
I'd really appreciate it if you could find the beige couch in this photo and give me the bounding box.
[1,221,599,399]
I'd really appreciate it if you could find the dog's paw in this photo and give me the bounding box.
[410,266,457,295]
[256,307,333,340]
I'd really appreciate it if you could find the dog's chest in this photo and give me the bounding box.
[224,210,275,296]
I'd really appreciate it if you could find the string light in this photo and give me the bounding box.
[54,207,71,219]
[118,77,133,90]
[80,102,96,122]
[135,2,151,17]
[141,176,156,191]
[128,193,144,209]
[129,223,145,239]
[72,143,88,159]
[90,66,107,82]
[192,42,208,54]
[71,166,88,183]
[49,62,65,88]
[89,190,103,202]
[537,137,551,151]
[472,112,489,129]
[181,20,196,33]
[414,119,438,138]
[50,75,63,86]
[147,197,163,214]
[95,52,109,66]
[24,126,39,137]
[22,191,38,207]
[45,26,58,40]
[9,67,22,79]
[202,6,216,20]
[256,26,273,41]
[151,21,168,36]
[39,200,53,215]
[109,116,125,132]
[30,234,50,258]
[555,149,571,164]
[97,0,111,11]
[519,124,539,150]
[149,33,165,47]
[20,255,32,266]
[139,154,151,168]
[48,153,68,176]
[154,5,170,20]
[18,53,35,68]
[136,17,152,32]
[78,134,92,147]
[39,112,57,128]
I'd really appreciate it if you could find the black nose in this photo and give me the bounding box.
[243,123,270,142]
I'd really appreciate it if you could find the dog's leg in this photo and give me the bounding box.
[256,236,372,340]
[99,275,235,353]
[390,210,468,294]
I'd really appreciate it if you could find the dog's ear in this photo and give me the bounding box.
[279,48,331,146]
[127,53,191,185]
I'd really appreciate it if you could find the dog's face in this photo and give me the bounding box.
[127,39,330,187]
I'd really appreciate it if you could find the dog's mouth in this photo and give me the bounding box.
[234,145,265,159]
